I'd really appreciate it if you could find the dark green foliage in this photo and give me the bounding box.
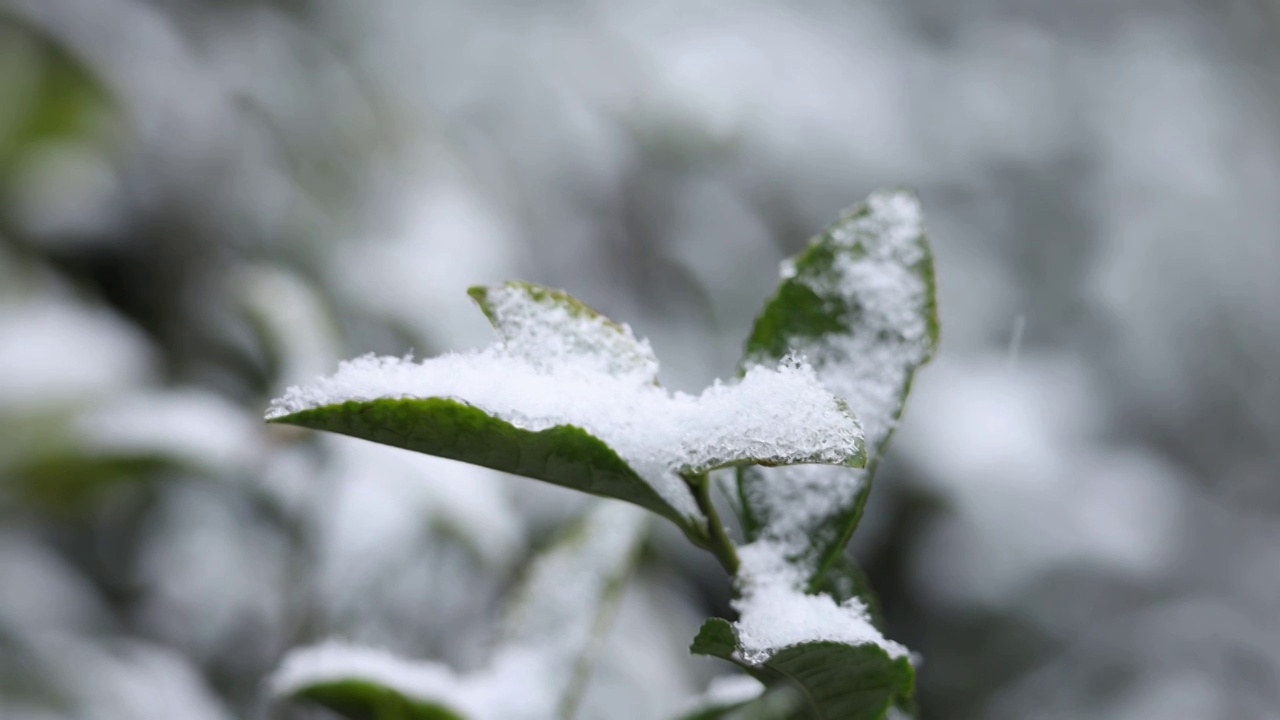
[269,396,697,533]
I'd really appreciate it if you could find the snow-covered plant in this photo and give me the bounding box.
[265,189,939,720]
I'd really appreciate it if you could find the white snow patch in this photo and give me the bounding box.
[270,642,477,716]
[732,540,908,665]
[268,284,864,525]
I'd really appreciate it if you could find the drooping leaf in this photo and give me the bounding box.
[736,189,938,586]
[271,503,648,720]
[760,642,913,720]
[273,395,690,528]
[268,282,867,543]
[690,619,913,720]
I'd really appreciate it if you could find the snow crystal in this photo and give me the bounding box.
[272,503,648,720]
[731,541,907,665]
[268,284,864,525]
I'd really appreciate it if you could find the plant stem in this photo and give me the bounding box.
[690,473,740,574]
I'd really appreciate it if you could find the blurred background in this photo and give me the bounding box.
[1,0,1279,717]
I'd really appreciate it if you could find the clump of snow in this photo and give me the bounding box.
[741,189,933,566]
[477,282,660,383]
[731,541,907,665]
[268,283,864,525]
[272,503,648,720]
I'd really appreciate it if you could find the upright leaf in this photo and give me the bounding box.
[271,502,649,720]
[691,189,935,719]
[737,189,938,585]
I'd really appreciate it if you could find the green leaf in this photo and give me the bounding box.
[468,281,660,383]
[690,617,739,659]
[0,21,113,176]
[736,189,938,586]
[760,642,913,720]
[293,680,468,720]
[11,454,167,512]
[689,619,913,720]
[271,396,693,531]
[814,556,887,634]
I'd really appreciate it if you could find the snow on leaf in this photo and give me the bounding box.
[689,544,913,719]
[267,282,865,538]
[271,502,648,720]
[737,188,938,583]
[468,281,660,383]
[729,542,907,667]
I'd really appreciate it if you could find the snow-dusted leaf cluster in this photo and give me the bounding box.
[268,281,865,528]
[266,188,937,720]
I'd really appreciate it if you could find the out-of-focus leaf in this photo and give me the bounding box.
[0,20,112,174]
[674,676,800,720]
[736,189,938,587]
[295,680,467,720]
[272,503,648,720]
[12,454,167,512]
